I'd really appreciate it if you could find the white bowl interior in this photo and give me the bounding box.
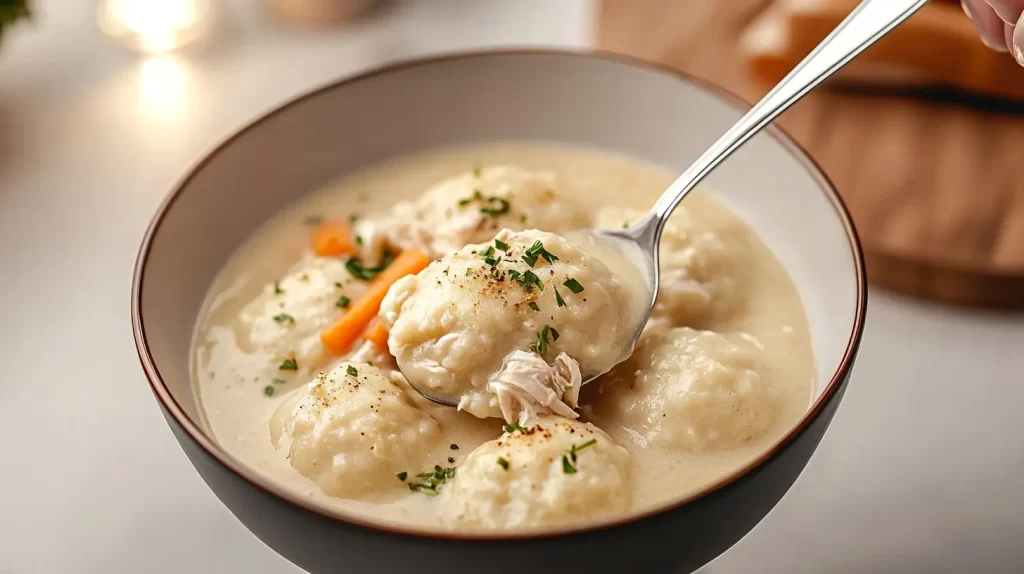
[138,51,859,438]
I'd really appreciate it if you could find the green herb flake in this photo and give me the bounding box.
[336,295,351,309]
[279,358,298,371]
[481,245,496,258]
[504,422,526,434]
[473,165,482,177]
[494,238,509,251]
[397,471,408,481]
[263,385,275,397]
[458,189,484,207]
[516,270,544,292]
[528,302,540,312]
[555,287,566,308]
[450,444,459,450]
[521,240,558,267]
[563,278,584,294]
[273,313,295,324]
[497,457,509,471]
[562,454,578,474]
[345,251,394,281]
[346,365,359,377]
[520,214,527,224]
[530,325,553,355]
[334,282,344,289]
[466,268,475,277]
[273,281,284,295]
[355,235,364,245]
[272,378,287,385]
[349,214,359,224]
[480,197,510,217]
[407,465,457,496]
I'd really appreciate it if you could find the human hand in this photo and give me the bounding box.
[962,0,1024,65]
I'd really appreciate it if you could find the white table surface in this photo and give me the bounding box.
[2,1,1023,573]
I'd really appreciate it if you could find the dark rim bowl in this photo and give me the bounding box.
[132,49,867,574]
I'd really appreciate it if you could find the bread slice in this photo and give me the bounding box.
[740,0,1024,100]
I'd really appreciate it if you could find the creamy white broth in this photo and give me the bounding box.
[192,143,814,530]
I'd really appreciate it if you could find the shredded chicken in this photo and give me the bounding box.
[487,350,583,425]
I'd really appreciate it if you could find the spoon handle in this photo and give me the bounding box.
[637,0,929,247]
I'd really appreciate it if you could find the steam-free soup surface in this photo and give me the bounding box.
[192,143,814,531]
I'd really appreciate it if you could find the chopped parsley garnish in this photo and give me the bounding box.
[528,302,540,312]
[345,251,394,281]
[450,443,459,450]
[273,313,295,324]
[279,358,298,371]
[334,282,344,289]
[263,385,275,397]
[336,295,351,308]
[480,197,510,216]
[494,238,509,251]
[466,268,475,277]
[563,278,584,294]
[530,325,555,354]
[483,256,500,266]
[497,457,509,470]
[520,214,527,224]
[458,189,483,207]
[408,465,457,496]
[481,245,495,258]
[346,365,359,377]
[355,235,363,245]
[562,455,578,474]
[273,281,284,295]
[521,240,558,267]
[554,287,566,307]
[272,378,287,385]
[504,422,526,434]
[349,214,359,224]
[562,438,597,474]
[570,438,597,458]
[511,269,543,292]
[397,471,408,481]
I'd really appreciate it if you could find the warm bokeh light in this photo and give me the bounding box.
[138,55,188,119]
[99,0,213,54]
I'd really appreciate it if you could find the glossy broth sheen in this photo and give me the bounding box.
[192,143,815,529]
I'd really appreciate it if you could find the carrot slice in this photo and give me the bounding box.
[321,249,430,355]
[364,320,389,352]
[310,220,355,257]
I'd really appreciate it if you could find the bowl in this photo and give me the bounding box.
[132,50,867,574]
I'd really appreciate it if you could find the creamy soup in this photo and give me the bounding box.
[192,143,815,532]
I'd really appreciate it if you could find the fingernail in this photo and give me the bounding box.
[1014,18,1024,66]
[961,0,977,24]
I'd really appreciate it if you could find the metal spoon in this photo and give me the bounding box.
[409,0,927,406]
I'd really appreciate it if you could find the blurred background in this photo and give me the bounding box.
[1,1,1023,573]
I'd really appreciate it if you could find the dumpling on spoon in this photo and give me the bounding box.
[379,229,640,422]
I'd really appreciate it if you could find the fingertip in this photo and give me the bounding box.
[964,0,1012,51]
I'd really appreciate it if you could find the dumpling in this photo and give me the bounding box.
[585,326,777,452]
[357,165,589,263]
[270,362,442,498]
[439,417,632,530]
[379,229,639,420]
[595,200,748,325]
[240,255,366,376]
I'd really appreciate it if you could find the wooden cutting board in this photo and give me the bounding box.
[598,0,1024,309]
